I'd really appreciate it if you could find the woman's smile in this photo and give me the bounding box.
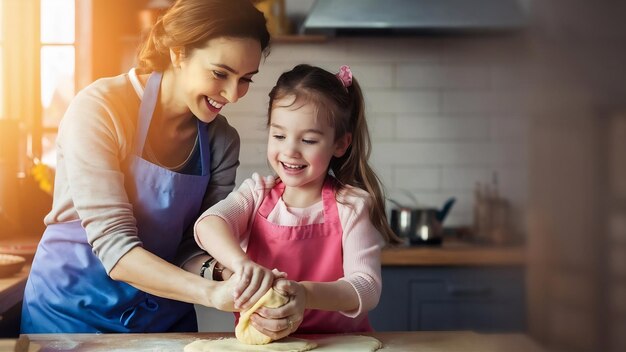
[205,97,225,113]
[173,37,261,123]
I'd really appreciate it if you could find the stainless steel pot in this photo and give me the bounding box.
[389,198,455,245]
[390,207,441,245]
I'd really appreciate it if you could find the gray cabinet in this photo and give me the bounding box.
[370,266,526,332]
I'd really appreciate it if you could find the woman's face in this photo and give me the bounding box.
[174,37,262,123]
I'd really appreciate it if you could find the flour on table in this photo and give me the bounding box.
[311,335,383,351]
[183,337,316,352]
[183,335,382,352]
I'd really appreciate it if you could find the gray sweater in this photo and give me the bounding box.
[45,72,240,273]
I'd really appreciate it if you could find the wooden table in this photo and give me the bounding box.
[9,331,547,351]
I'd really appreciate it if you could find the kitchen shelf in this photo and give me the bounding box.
[271,34,329,43]
[121,34,330,44]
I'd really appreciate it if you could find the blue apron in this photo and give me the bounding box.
[21,72,211,333]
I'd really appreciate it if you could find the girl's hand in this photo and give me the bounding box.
[232,259,286,310]
[252,173,276,190]
[249,279,306,340]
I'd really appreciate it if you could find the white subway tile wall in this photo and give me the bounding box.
[219,37,530,229]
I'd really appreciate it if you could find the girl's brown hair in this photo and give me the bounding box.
[267,64,402,244]
[136,0,270,73]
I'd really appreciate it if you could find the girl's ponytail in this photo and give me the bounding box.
[332,77,402,245]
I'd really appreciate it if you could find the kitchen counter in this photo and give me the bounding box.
[13,331,546,351]
[0,237,37,315]
[0,243,525,315]
[373,241,527,331]
[0,264,29,314]
[381,241,525,266]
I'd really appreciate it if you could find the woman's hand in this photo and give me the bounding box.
[249,279,306,340]
[208,273,240,312]
[232,258,285,310]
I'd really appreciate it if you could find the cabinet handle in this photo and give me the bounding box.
[447,285,493,297]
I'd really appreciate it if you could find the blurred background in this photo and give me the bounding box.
[0,1,624,351]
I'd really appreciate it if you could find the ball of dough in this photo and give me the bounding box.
[235,288,289,345]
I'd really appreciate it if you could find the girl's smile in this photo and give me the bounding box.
[280,162,307,174]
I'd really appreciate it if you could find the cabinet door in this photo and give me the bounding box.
[410,275,525,331]
[370,267,526,332]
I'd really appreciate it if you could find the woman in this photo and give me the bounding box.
[21,0,292,334]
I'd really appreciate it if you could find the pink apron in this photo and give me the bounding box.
[245,177,372,333]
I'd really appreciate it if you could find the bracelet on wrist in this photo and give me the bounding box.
[199,258,217,279]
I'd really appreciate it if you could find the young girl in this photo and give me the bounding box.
[194,64,400,335]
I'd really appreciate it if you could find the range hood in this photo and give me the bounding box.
[301,0,526,36]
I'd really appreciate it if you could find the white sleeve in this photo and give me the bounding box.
[337,188,385,318]
[194,173,274,250]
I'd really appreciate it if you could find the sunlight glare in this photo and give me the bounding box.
[41,0,74,43]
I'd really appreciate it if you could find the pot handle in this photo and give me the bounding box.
[436,197,456,222]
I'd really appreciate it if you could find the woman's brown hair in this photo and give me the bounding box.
[267,64,402,245]
[136,0,270,73]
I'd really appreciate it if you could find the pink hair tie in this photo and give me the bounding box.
[336,65,353,88]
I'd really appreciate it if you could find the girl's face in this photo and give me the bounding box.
[173,37,261,123]
[267,96,351,202]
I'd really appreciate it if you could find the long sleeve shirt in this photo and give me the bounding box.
[45,70,240,273]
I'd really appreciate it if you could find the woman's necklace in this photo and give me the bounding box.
[145,133,198,171]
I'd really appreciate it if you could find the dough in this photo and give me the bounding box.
[236,288,289,344]
[184,337,317,352]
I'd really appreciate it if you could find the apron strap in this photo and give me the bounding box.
[258,176,340,224]
[258,180,285,218]
[133,71,162,155]
[321,177,340,226]
[196,119,210,176]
